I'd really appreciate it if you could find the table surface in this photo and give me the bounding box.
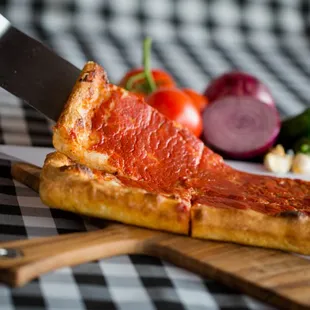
[1,1,310,308]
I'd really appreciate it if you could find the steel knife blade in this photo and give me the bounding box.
[0,14,80,122]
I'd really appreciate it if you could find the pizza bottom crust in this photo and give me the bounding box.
[40,152,310,255]
[39,152,190,235]
[191,204,310,255]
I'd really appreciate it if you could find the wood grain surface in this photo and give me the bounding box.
[0,162,310,310]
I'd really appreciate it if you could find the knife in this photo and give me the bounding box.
[0,14,80,122]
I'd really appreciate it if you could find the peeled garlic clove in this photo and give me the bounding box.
[292,153,310,174]
[270,144,286,156]
[264,144,293,174]
[264,152,293,174]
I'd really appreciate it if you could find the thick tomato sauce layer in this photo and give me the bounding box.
[89,86,310,216]
[90,86,222,196]
[191,169,310,216]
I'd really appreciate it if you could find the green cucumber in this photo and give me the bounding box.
[277,108,310,149]
[293,136,310,154]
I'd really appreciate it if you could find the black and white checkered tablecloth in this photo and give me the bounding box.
[1,0,309,309]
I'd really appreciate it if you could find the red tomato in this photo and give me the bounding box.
[182,88,208,112]
[147,88,203,137]
[119,68,176,96]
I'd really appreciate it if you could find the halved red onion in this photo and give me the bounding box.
[204,72,275,108]
[202,96,280,159]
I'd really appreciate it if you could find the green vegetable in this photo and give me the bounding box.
[125,37,156,93]
[277,108,310,150]
[294,137,310,154]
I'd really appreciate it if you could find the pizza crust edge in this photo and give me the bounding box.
[39,152,190,235]
[191,203,310,255]
[53,61,139,175]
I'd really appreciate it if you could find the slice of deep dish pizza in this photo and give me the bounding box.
[40,152,190,234]
[40,61,310,255]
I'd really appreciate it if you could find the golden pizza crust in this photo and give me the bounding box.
[53,61,127,173]
[39,152,190,235]
[191,203,310,255]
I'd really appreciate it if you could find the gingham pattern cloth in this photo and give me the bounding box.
[0,0,309,309]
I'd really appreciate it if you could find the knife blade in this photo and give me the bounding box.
[0,14,80,122]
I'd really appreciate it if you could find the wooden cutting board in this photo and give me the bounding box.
[1,162,310,310]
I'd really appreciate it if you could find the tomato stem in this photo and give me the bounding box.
[125,72,145,90]
[143,37,156,93]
